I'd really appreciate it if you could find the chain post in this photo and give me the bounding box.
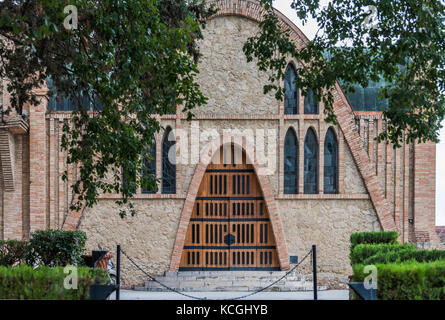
[312,244,317,300]
[116,245,121,300]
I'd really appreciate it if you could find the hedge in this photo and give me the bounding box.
[350,231,398,249]
[362,248,445,265]
[0,240,28,266]
[26,230,87,267]
[0,264,108,300]
[352,261,445,300]
[350,243,415,265]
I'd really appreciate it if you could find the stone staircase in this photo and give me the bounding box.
[135,271,327,292]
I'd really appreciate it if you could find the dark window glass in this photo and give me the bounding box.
[162,127,176,194]
[284,64,299,114]
[340,78,390,111]
[141,140,157,194]
[324,128,338,194]
[304,88,318,114]
[284,129,298,194]
[46,78,103,111]
[304,128,318,194]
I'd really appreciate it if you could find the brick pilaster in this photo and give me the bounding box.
[413,141,440,244]
[3,134,23,239]
[394,146,401,231]
[29,97,49,232]
[402,140,410,242]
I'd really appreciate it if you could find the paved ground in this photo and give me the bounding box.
[109,290,349,300]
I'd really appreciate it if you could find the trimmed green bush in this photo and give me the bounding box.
[350,243,415,265]
[362,248,445,265]
[0,240,28,266]
[0,264,108,300]
[352,261,445,300]
[27,230,87,267]
[350,231,398,249]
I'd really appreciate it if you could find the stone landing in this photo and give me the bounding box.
[134,271,327,292]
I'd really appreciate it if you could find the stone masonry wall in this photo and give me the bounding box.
[194,16,278,115]
[79,199,184,287]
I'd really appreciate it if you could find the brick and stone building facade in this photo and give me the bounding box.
[0,0,441,287]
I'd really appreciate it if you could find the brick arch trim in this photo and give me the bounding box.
[169,138,291,271]
[208,0,397,231]
[207,0,310,48]
[332,84,396,231]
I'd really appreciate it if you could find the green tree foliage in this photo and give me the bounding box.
[0,0,217,216]
[244,0,445,147]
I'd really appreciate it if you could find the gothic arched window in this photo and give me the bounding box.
[162,127,176,194]
[141,139,157,194]
[304,88,318,114]
[304,128,318,194]
[324,128,338,194]
[284,128,299,194]
[284,64,299,114]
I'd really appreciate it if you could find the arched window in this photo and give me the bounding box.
[324,128,338,194]
[304,128,318,194]
[284,129,299,194]
[284,64,299,114]
[304,88,318,114]
[162,127,176,194]
[141,139,157,194]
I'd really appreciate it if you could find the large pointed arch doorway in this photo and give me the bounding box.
[179,144,280,271]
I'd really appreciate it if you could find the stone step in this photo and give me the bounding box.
[159,273,307,281]
[136,284,326,292]
[137,271,322,293]
[145,279,309,287]
[161,277,309,282]
[172,271,293,277]
[158,277,307,283]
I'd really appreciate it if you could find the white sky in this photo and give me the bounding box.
[273,0,445,226]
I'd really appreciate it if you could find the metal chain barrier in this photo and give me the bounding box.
[230,249,313,300]
[120,247,313,301]
[121,249,209,300]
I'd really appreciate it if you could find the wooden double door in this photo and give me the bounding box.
[179,146,280,270]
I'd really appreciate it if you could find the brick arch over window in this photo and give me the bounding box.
[63,0,396,233]
[169,138,290,271]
